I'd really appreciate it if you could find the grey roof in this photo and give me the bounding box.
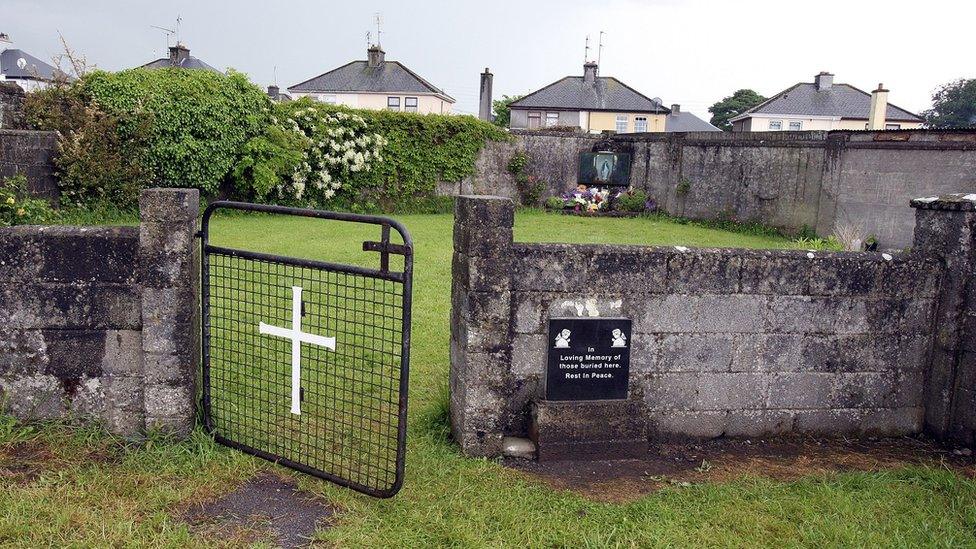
[140,56,221,72]
[288,60,453,100]
[741,82,922,122]
[0,48,57,80]
[666,111,721,132]
[510,76,668,113]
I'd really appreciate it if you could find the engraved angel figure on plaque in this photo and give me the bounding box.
[611,328,627,348]
[554,329,571,348]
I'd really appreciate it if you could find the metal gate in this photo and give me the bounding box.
[200,202,412,498]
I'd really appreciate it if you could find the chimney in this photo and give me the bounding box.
[267,85,280,101]
[867,83,889,130]
[583,61,598,84]
[671,104,680,113]
[168,43,190,67]
[478,68,493,122]
[367,45,385,68]
[814,71,834,91]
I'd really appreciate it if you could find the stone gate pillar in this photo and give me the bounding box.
[911,193,976,447]
[449,195,515,456]
[139,188,200,437]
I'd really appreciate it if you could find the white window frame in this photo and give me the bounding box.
[545,112,559,127]
[768,119,783,131]
[635,116,648,132]
[885,123,901,130]
[615,114,628,133]
[404,97,418,113]
[788,121,802,131]
[387,96,401,111]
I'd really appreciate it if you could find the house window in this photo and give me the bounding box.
[885,123,901,130]
[768,120,783,131]
[387,96,401,111]
[615,115,628,133]
[322,94,337,104]
[527,112,541,129]
[635,117,648,132]
[545,112,559,127]
[788,121,802,131]
[405,97,418,113]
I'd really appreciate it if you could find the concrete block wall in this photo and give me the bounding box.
[448,194,976,458]
[0,188,199,437]
[462,130,976,249]
[0,129,58,200]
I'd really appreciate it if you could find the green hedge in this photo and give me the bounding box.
[82,68,270,195]
[28,73,506,212]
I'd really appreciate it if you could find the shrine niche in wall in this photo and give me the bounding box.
[578,151,631,187]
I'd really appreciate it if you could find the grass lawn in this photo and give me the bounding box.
[2,210,975,547]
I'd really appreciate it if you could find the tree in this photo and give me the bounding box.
[708,89,766,131]
[491,94,523,128]
[922,78,976,128]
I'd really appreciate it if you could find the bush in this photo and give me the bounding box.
[80,68,270,195]
[614,188,649,212]
[25,81,149,207]
[267,100,508,210]
[545,196,565,210]
[0,174,56,225]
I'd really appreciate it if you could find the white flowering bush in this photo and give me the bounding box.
[270,102,387,205]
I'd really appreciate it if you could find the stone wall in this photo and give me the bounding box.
[0,129,58,200]
[0,82,26,130]
[449,194,976,458]
[911,194,976,447]
[0,188,199,437]
[461,130,976,249]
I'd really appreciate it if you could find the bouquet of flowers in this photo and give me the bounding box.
[559,186,612,212]
[545,186,656,214]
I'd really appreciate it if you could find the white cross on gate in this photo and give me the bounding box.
[259,286,336,415]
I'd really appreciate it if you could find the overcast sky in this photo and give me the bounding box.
[5,0,972,119]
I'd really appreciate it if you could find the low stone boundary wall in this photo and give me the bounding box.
[449,194,976,458]
[0,188,199,437]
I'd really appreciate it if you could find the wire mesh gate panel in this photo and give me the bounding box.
[201,202,413,498]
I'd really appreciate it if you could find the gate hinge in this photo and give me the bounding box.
[194,230,204,238]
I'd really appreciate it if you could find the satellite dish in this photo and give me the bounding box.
[16,57,27,70]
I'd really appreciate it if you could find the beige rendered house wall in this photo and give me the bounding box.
[588,112,666,133]
[290,91,453,114]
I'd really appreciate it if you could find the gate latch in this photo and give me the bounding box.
[363,224,410,273]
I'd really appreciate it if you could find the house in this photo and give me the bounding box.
[508,61,669,133]
[730,72,923,131]
[140,43,220,72]
[288,45,454,114]
[0,33,60,92]
[665,104,721,132]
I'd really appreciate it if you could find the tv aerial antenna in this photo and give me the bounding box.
[151,15,182,53]
[598,31,605,66]
[374,13,383,47]
[584,34,590,63]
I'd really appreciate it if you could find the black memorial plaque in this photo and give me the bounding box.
[546,318,631,400]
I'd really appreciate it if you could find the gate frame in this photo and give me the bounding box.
[199,201,413,498]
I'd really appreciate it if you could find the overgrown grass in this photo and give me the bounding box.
[1,212,972,547]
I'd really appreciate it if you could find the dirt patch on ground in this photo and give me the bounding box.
[0,441,56,485]
[183,472,333,548]
[506,436,976,503]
